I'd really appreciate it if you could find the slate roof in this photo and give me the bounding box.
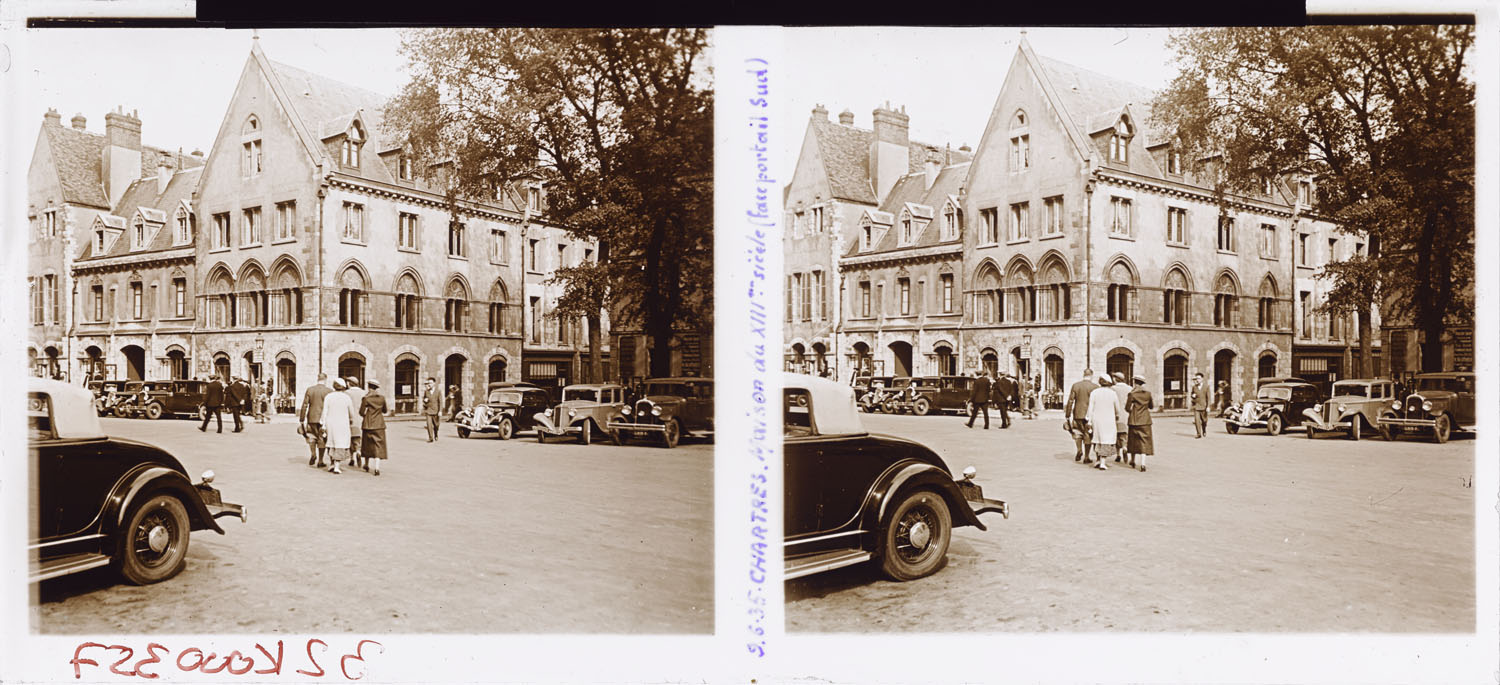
[847,162,970,258]
[76,166,201,262]
[40,123,204,209]
[1035,56,1161,144]
[265,59,403,186]
[809,117,972,205]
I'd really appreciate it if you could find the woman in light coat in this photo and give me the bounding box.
[1085,373,1123,470]
[319,378,357,474]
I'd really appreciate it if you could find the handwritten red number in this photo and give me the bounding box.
[254,641,284,675]
[340,640,384,681]
[106,645,136,677]
[296,638,327,678]
[134,643,167,680]
[175,648,204,672]
[70,642,105,679]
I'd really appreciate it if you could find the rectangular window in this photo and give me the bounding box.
[1010,135,1030,171]
[92,285,104,322]
[941,274,954,313]
[95,230,105,254]
[1328,237,1338,263]
[786,275,794,322]
[1008,202,1029,241]
[1298,233,1309,265]
[584,247,594,263]
[132,220,145,249]
[527,187,541,212]
[800,272,812,321]
[275,201,296,241]
[898,278,910,316]
[1043,196,1063,236]
[1167,150,1182,175]
[213,213,231,249]
[173,278,186,317]
[1110,197,1132,236]
[980,208,998,244]
[860,225,872,251]
[131,282,143,320]
[1167,207,1187,244]
[1110,134,1128,163]
[398,155,414,181]
[815,270,827,320]
[31,280,41,325]
[793,211,805,239]
[341,139,360,168]
[43,209,57,237]
[1298,180,1311,204]
[342,202,364,242]
[44,275,58,324]
[1217,216,1236,252]
[1300,291,1312,337]
[399,212,419,250]
[859,281,871,317]
[242,140,262,177]
[242,206,262,245]
[810,206,824,233]
[901,218,912,244]
[448,221,466,257]
[530,297,542,343]
[1260,223,1278,258]
[490,227,506,263]
[558,243,568,270]
[528,239,540,271]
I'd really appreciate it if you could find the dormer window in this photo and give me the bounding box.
[1109,119,1133,164]
[95,228,105,254]
[132,217,146,250]
[341,122,364,168]
[861,223,872,251]
[398,154,414,181]
[901,216,913,244]
[942,203,958,241]
[1167,149,1182,175]
[241,115,262,178]
[174,208,191,244]
[1262,177,1275,196]
[1010,110,1031,173]
[527,186,541,211]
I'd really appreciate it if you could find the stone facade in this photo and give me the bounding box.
[521,210,611,397]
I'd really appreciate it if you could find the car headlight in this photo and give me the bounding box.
[651,406,662,416]
[1313,403,1322,412]
[622,406,632,416]
[200,469,215,484]
[1337,404,1346,414]
[1422,401,1433,412]
[1391,400,1401,410]
[568,408,577,418]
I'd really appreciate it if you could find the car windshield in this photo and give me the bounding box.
[1331,383,1368,398]
[488,390,524,405]
[645,383,687,397]
[1416,377,1469,393]
[1257,386,1292,401]
[563,388,598,402]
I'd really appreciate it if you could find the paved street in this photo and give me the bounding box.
[37,415,713,634]
[787,409,1475,632]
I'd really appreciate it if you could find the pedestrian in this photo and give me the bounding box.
[199,374,225,433]
[1216,379,1230,416]
[422,377,442,441]
[320,378,356,475]
[444,384,460,422]
[360,379,388,475]
[250,379,264,423]
[228,376,250,432]
[966,369,992,429]
[344,377,367,469]
[1018,373,1035,419]
[992,372,1012,428]
[1126,375,1155,471]
[1190,372,1210,438]
[1085,373,1123,471]
[300,373,332,467]
[1110,371,1131,464]
[1065,368,1098,463]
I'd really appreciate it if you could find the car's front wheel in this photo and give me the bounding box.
[117,493,190,585]
[457,426,472,439]
[1226,423,1239,434]
[662,418,681,448]
[579,419,592,445]
[1434,414,1451,444]
[1350,416,1362,441]
[912,397,932,416]
[145,402,164,420]
[880,489,951,581]
[497,417,514,440]
[1266,413,1284,436]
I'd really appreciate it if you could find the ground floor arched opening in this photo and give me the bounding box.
[1010,346,1030,380]
[121,344,146,381]
[444,353,466,413]
[850,342,876,377]
[1213,349,1237,409]
[1106,347,1134,384]
[338,352,367,388]
[394,355,420,414]
[83,345,108,382]
[213,352,232,381]
[888,340,913,378]
[812,342,829,378]
[489,357,508,384]
[1043,351,1064,408]
[167,349,188,380]
[981,348,999,377]
[275,356,297,413]
[1258,352,1277,380]
[45,346,62,379]
[1164,349,1189,409]
[934,344,956,377]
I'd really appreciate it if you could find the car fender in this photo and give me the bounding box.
[105,466,224,536]
[861,461,986,541]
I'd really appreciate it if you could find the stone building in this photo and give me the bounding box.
[1291,198,1382,392]
[783,103,967,378]
[26,107,202,380]
[191,42,524,414]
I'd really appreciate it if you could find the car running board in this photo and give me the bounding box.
[785,548,873,580]
[31,552,111,583]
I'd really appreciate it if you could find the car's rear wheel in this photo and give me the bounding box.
[912,397,932,416]
[579,419,592,445]
[457,426,471,439]
[117,493,190,585]
[1226,423,1239,434]
[662,418,681,448]
[1434,414,1451,444]
[879,488,951,581]
[1379,417,1398,442]
[145,403,164,420]
[1266,413,1284,436]
[497,417,514,440]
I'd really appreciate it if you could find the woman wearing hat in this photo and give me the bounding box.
[360,379,388,475]
[1125,375,1155,471]
[1084,373,1123,470]
[319,377,356,474]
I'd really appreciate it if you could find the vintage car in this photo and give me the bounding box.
[117,380,208,420]
[783,373,1008,581]
[28,378,246,585]
[1224,381,1323,435]
[898,375,975,416]
[1377,371,1476,443]
[1256,375,1310,389]
[455,382,549,439]
[102,381,145,417]
[855,376,895,413]
[87,379,129,415]
[533,383,626,445]
[1302,378,1398,441]
[608,377,714,448]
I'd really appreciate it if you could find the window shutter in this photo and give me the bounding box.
[1128,287,1139,322]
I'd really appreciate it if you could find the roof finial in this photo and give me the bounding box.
[252,29,260,41]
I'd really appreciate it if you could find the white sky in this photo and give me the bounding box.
[779,27,1177,178]
[20,27,409,155]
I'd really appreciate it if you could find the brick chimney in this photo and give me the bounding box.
[44,109,61,126]
[71,113,87,130]
[157,156,174,195]
[869,102,910,203]
[811,103,828,121]
[838,109,855,126]
[924,156,941,190]
[102,107,143,208]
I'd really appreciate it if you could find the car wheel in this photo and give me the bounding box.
[457,426,471,439]
[579,419,592,445]
[879,488,952,581]
[1226,423,1239,435]
[913,398,932,416]
[497,417,514,441]
[1434,414,1451,444]
[117,493,191,585]
[1305,424,1315,439]
[1266,413,1284,436]
[197,406,206,421]
[1378,415,1397,442]
[145,403,164,420]
[662,418,681,448]
[1350,416,1361,441]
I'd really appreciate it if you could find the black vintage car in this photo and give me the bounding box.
[28,378,246,585]
[1377,371,1476,443]
[119,380,208,420]
[454,382,549,439]
[1224,381,1323,435]
[891,375,974,416]
[609,377,714,448]
[784,373,1008,581]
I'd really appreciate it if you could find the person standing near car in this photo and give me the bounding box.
[1126,375,1155,471]
[227,376,250,432]
[966,369,992,429]
[199,375,225,433]
[343,377,366,470]
[422,377,442,442]
[1190,372,1209,438]
[320,378,355,475]
[1065,368,1098,463]
[1085,373,1122,471]
[300,373,332,467]
[360,380,388,475]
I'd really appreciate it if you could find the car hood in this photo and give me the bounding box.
[637,395,687,405]
[104,436,189,475]
[868,432,953,475]
[1409,390,1457,401]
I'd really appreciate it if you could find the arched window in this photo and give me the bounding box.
[1214,272,1239,328]
[1106,348,1134,382]
[444,278,469,332]
[207,267,235,328]
[1110,117,1132,163]
[337,352,366,386]
[1257,275,1279,330]
[1259,352,1278,379]
[273,260,304,325]
[1163,349,1189,409]
[1010,110,1030,172]
[1005,261,1037,322]
[341,121,364,168]
[338,265,368,326]
[973,262,1002,324]
[395,271,423,330]
[1040,257,1071,321]
[934,344,955,376]
[241,115,262,177]
[1163,267,1190,326]
[174,207,191,245]
[1105,260,1135,322]
[240,265,268,327]
[980,348,999,377]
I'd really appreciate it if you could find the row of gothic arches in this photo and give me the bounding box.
[201,258,512,302]
[964,252,1281,298]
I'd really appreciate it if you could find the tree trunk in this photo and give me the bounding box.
[587,311,604,383]
[1357,308,1373,378]
[1420,322,1446,373]
[649,323,674,377]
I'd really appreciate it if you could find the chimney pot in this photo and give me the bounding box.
[960,143,972,153]
[71,113,87,130]
[811,103,829,120]
[838,109,854,126]
[45,109,62,126]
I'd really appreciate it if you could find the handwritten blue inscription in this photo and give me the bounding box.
[744,56,771,659]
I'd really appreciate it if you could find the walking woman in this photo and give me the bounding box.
[1085,373,1123,471]
[1125,375,1155,472]
[360,380,389,476]
[320,378,356,474]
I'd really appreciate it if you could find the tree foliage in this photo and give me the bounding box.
[1152,25,1474,371]
[386,28,713,378]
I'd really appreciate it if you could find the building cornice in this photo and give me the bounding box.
[325,174,523,225]
[840,244,963,269]
[1095,169,1297,220]
[73,247,194,273]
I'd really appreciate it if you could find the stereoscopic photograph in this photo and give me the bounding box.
[779,26,1477,633]
[20,26,714,635]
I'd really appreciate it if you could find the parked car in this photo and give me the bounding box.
[87,379,128,415]
[455,382,549,439]
[1224,381,1323,435]
[609,377,714,448]
[783,373,1008,581]
[119,380,208,420]
[855,376,894,413]
[1256,375,1310,389]
[28,378,246,585]
[533,383,626,445]
[1377,371,1476,443]
[1302,378,1398,441]
[902,375,974,416]
[876,376,916,413]
[102,381,145,417]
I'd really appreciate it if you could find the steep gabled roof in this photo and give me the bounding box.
[1035,55,1159,145]
[809,117,972,205]
[848,162,970,257]
[77,166,201,261]
[38,123,203,209]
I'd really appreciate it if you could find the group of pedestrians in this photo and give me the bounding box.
[963,368,1034,430]
[298,373,389,476]
[1064,368,1155,472]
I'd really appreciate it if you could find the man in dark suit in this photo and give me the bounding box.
[1065,368,1098,462]
[299,373,332,466]
[422,377,443,442]
[1189,372,1210,438]
[994,373,1017,428]
[199,375,225,433]
[227,376,251,432]
[966,370,992,429]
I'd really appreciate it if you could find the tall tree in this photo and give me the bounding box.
[1152,25,1474,373]
[386,28,714,379]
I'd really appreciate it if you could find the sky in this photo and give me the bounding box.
[20,27,409,156]
[779,27,1178,179]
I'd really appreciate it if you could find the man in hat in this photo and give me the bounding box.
[227,375,251,432]
[300,373,332,466]
[1110,371,1132,463]
[1126,375,1155,471]
[421,377,442,442]
[1065,368,1098,462]
[966,369,992,429]
[199,374,226,433]
[1189,372,1209,438]
[994,372,1016,428]
[343,377,367,469]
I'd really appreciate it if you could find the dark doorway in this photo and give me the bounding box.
[167,349,188,379]
[275,358,297,412]
[338,352,366,387]
[889,341,913,378]
[489,358,507,384]
[1106,348,1134,383]
[981,349,999,377]
[213,353,231,381]
[444,353,466,408]
[394,356,419,414]
[1214,349,1236,408]
[1164,351,1188,409]
[1258,353,1277,379]
[121,345,146,381]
